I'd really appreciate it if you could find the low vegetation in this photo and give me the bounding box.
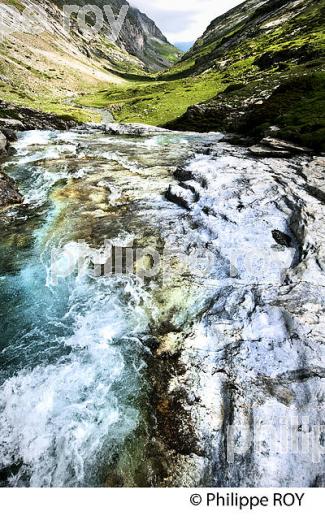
[77,72,225,126]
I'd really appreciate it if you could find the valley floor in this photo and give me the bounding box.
[75,71,225,127]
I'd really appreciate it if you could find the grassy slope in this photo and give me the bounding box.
[241,71,325,150]
[77,71,224,126]
[169,0,325,150]
[0,12,127,123]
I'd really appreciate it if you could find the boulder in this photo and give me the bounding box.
[272,230,292,247]
[260,137,313,154]
[0,171,23,207]
[0,128,18,141]
[249,137,314,158]
[249,145,291,158]
[221,133,255,146]
[0,118,24,132]
[173,167,194,182]
[0,131,8,157]
[165,184,196,210]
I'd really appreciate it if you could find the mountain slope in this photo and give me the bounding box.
[0,0,180,122]
[166,0,325,150]
[79,0,324,150]
[52,0,181,71]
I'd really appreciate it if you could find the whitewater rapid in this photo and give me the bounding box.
[0,128,219,486]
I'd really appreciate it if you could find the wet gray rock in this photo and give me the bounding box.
[249,145,292,158]
[173,167,194,182]
[0,118,24,132]
[0,131,7,157]
[272,230,292,247]
[165,184,196,210]
[260,137,313,154]
[105,123,171,136]
[0,128,18,142]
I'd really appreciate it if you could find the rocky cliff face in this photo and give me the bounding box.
[166,0,324,151]
[52,0,181,71]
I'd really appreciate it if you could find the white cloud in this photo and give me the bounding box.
[130,0,244,43]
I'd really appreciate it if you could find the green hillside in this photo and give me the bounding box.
[79,0,324,150]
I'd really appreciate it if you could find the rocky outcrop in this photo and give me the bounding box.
[0,131,7,157]
[104,122,171,136]
[115,1,181,70]
[0,0,179,77]
[0,102,78,131]
[165,184,195,210]
[249,138,313,158]
[53,0,181,70]
[0,171,23,207]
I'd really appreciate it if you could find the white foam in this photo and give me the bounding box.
[0,256,151,486]
[16,130,55,149]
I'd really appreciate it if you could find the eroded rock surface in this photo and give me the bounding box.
[158,146,325,487]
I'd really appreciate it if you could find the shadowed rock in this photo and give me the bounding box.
[272,230,292,247]
[0,171,23,207]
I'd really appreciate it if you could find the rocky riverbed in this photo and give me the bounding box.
[0,124,324,487]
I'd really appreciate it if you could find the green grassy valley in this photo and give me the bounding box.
[76,71,225,126]
[0,0,180,123]
[77,0,324,150]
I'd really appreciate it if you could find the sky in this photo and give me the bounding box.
[130,0,244,46]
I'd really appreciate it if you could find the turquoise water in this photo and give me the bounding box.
[0,128,219,486]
